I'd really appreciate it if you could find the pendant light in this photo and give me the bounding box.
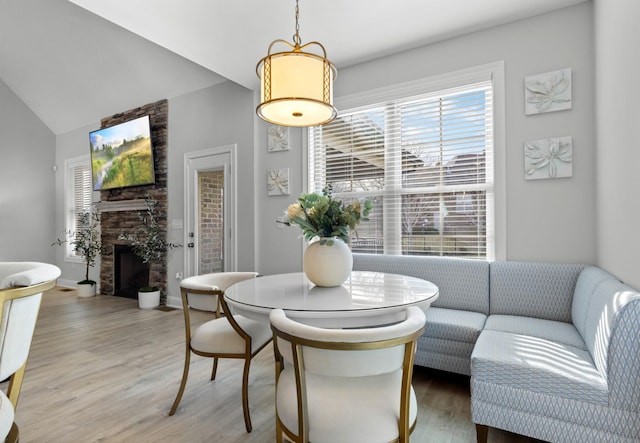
[256,0,337,127]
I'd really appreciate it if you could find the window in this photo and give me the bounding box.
[309,65,502,260]
[64,155,92,261]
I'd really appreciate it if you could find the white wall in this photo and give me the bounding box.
[0,79,57,263]
[595,0,640,289]
[255,3,597,275]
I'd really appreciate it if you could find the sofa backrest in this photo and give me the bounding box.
[571,266,617,337]
[489,261,584,322]
[572,267,640,407]
[352,253,490,314]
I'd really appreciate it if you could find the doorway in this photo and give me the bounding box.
[184,145,237,278]
[198,169,224,274]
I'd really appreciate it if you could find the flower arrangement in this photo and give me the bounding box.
[286,187,373,245]
[52,206,102,285]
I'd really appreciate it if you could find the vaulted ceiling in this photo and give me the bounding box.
[0,0,588,135]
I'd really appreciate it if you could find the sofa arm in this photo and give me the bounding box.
[608,296,640,412]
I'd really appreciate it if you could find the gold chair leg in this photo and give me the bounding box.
[275,418,283,443]
[210,357,219,380]
[241,357,252,433]
[5,422,19,443]
[169,350,192,416]
[7,362,27,409]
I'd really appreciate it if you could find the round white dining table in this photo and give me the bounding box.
[224,271,439,328]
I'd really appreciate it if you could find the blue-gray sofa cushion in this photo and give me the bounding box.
[489,261,585,322]
[353,253,490,314]
[426,307,486,343]
[483,315,587,350]
[471,329,607,404]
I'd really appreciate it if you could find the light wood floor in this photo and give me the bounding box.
[10,287,544,442]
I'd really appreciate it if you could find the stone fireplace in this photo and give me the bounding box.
[97,99,170,304]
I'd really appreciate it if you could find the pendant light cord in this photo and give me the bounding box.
[293,0,301,47]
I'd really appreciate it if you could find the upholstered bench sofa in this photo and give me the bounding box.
[352,253,640,443]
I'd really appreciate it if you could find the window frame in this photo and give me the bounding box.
[64,154,93,263]
[305,62,506,260]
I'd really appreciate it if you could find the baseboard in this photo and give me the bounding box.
[57,278,101,293]
[57,278,77,288]
[166,294,182,309]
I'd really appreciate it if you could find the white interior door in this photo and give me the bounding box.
[184,145,236,277]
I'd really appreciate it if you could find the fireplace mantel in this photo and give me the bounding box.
[96,199,147,212]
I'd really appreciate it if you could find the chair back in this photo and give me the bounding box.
[180,272,259,313]
[0,262,60,407]
[270,306,426,443]
[270,306,426,378]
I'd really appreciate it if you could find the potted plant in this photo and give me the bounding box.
[52,207,102,297]
[285,187,372,287]
[119,195,181,309]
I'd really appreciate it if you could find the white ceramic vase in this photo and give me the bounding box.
[138,289,161,309]
[303,237,353,287]
[76,281,96,298]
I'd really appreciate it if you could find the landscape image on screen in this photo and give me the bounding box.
[90,115,155,190]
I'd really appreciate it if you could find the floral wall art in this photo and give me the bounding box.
[524,68,572,115]
[267,168,290,196]
[267,125,289,152]
[524,136,573,180]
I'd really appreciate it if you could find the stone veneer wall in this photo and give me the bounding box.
[99,99,169,304]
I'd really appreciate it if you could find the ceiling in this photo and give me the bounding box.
[0,0,588,135]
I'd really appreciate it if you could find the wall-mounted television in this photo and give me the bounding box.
[89,115,156,191]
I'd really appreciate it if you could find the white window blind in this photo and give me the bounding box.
[65,156,92,260]
[309,80,494,259]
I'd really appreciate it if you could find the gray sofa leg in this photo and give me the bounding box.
[476,424,488,443]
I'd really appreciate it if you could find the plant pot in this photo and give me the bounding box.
[138,289,161,309]
[76,281,96,298]
[303,237,353,287]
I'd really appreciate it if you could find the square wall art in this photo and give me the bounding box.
[267,125,289,152]
[524,136,573,180]
[524,68,572,115]
[267,168,290,196]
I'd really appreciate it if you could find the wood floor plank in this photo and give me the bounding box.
[9,288,543,442]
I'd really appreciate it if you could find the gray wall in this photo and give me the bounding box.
[0,79,56,263]
[255,3,597,275]
[595,0,640,289]
[167,81,255,301]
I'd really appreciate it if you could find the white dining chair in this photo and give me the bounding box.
[0,261,61,442]
[169,272,272,433]
[270,305,426,443]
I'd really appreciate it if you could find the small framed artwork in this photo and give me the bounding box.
[268,125,289,152]
[267,168,290,196]
[524,68,572,115]
[524,136,573,180]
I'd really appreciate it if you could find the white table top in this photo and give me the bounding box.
[224,271,439,328]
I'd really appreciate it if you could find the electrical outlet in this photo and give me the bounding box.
[176,272,183,280]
